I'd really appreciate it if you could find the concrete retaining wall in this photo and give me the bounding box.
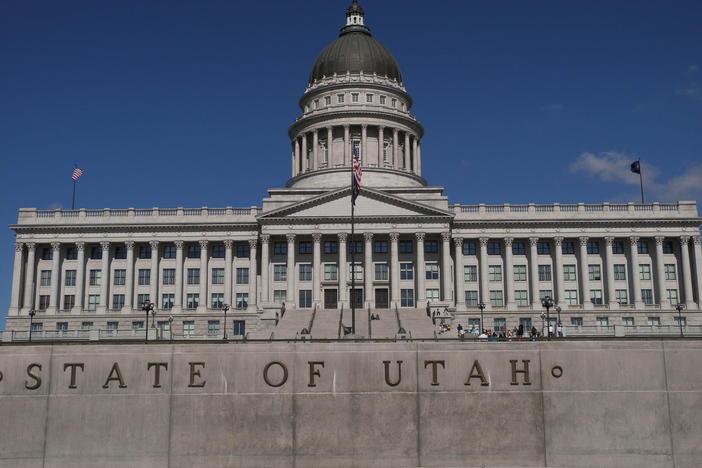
[0,340,700,468]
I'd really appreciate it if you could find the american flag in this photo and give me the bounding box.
[351,146,362,205]
[71,167,84,181]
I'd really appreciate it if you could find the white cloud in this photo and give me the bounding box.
[676,84,702,101]
[570,151,702,202]
[688,64,699,74]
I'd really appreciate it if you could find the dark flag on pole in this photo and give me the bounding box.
[71,165,84,209]
[630,160,641,174]
[351,146,362,205]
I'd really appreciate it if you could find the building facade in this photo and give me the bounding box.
[6,1,702,335]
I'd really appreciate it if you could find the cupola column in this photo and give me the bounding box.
[344,125,350,165]
[378,126,385,167]
[392,128,399,169]
[412,136,418,174]
[361,124,368,163]
[294,138,301,175]
[404,132,410,170]
[301,133,308,172]
[312,130,319,170]
[417,141,422,175]
[326,127,333,167]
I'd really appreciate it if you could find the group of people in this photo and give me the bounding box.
[452,322,566,341]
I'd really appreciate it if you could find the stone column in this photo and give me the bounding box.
[441,232,452,304]
[199,240,208,311]
[479,238,490,310]
[378,126,385,166]
[10,242,23,314]
[286,233,295,304]
[99,241,110,313]
[291,145,295,176]
[412,136,418,173]
[416,233,426,306]
[312,129,319,170]
[453,237,464,308]
[361,124,368,163]
[301,133,308,172]
[224,240,233,308]
[294,138,300,175]
[392,128,399,169]
[173,241,183,311]
[344,125,350,165]
[554,237,565,306]
[49,242,61,314]
[417,141,422,175]
[390,233,400,306]
[404,132,410,170]
[504,237,514,309]
[338,233,348,308]
[364,232,373,308]
[693,236,702,308]
[529,238,539,307]
[654,237,667,308]
[312,233,322,306]
[680,236,695,308]
[579,237,591,310]
[149,240,159,310]
[629,237,642,307]
[260,235,270,303]
[604,237,617,309]
[74,242,86,311]
[24,242,37,310]
[248,237,258,309]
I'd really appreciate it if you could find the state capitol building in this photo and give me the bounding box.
[6,2,702,337]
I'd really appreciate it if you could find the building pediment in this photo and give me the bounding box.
[258,187,453,223]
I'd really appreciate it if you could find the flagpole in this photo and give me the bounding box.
[350,166,356,336]
[638,158,645,204]
[72,180,77,210]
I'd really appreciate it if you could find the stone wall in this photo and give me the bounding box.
[0,340,700,468]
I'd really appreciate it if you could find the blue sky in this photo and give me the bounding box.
[1,0,701,327]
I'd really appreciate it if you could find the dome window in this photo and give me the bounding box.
[351,93,359,103]
[380,95,386,105]
[337,94,345,104]
[314,99,319,109]
[391,98,397,108]
[366,93,373,103]
[325,96,331,106]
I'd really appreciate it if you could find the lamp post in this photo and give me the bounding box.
[555,305,562,337]
[477,302,486,333]
[141,300,154,344]
[28,309,36,343]
[168,314,174,343]
[151,309,157,328]
[541,296,554,340]
[222,303,230,341]
[675,303,686,338]
[540,312,546,338]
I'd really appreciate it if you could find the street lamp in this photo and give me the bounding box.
[477,302,486,333]
[222,303,230,341]
[168,314,174,343]
[541,296,554,339]
[675,303,686,338]
[151,308,157,328]
[555,305,562,337]
[540,312,546,338]
[141,300,154,344]
[28,309,36,343]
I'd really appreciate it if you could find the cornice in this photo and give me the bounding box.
[288,109,424,139]
[300,81,414,108]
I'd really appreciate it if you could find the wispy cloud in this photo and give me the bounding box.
[687,64,699,74]
[569,151,702,202]
[676,65,702,101]
[540,103,564,112]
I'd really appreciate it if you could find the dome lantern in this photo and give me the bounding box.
[345,0,365,27]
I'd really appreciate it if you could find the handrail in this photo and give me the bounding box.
[307,304,317,334]
[337,306,344,339]
[367,305,372,338]
[395,304,404,333]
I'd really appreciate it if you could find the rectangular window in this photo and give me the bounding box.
[586,241,600,254]
[273,265,287,282]
[40,270,51,287]
[211,293,224,309]
[464,265,477,282]
[325,96,331,106]
[208,320,220,336]
[299,264,312,281]
[236,293,249,309]
[162,268,175,285]
[426,289,440,303]
[273,290,286,303]
[563,264,577,281]
[349,264,363,281]
[648,316,660,326]
[313,99,319,109]
[565,290,578,305]
[380,95,387,105]
[590,289,603,305]
[236,268,249,284]
[641,289,653,305]
[663,241,674,254]
[138,269,151,286]
[539,290,553,301]
[490,290,504,307]
[183,321,195,336]
[366,93,373,103]
[374,241,389,253]
[211,244,225,258]
[487,241,501,255]
[299,290,312,308]
[639,264,651,280]
[162,294,175,309]
[426,263,439,280]
[571,317,583,326]
[56,322,69,331]
[614,264,626,280]
[400,289,415,307]
[114,246,127,259]
[596,317,609,327]
[562,241,575,254]
[351,93,359,102]
[513,265,527,281]
[664,264,676,280]
[233,320,246,336]
[462,241,476,255]
[273,242,287,255]
[236,244,250,258]
[90,246,102,260]
[612,241,625,254]
[637,241,649,254]
[137,294,150,307]
[211,268,225,285]
[588,264,601,281]
[512,241,526,255]
[88,295,100,310]
[488,265,502,282]
[391,98,397,108]
[81,321,94,330]
[138,246,151,259]
[674,316,686,327]
[324,264,338,281]
[347,241,363,254]
[113,269,126,285]
[163,245,176,259]
[38,295,50,310]
[186,293,199,309]
[112,294,125,310]
[615,289,628,304]
[298,241,312,254]
[399,240,413,254]
[537,242,551,255]
[400,262,414,280]
[515,290,528,306]
[187,268,200,285]
[424,241,438,253]
[464,290,478,306]
[375,263,389,281]
[89,269,101,286]
[538,265,552,281]
[62,247,76,260]
[666,289,678,305]
[65,270,76,286]
[337,94,344,104]
[622,317,635,326]
[41,248,53,260]
[323,241,338,254]
[494,318,506,333]
[63,295,75,310]
[132,321,145,330]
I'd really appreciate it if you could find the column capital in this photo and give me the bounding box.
[654,236,665,246]
[479,237,489,247]
[363,232,374,242]
[453,237,463,248]
[99,241,110,250]
[680,235,690,246]
[389,232,400,242]
[361,123,368,129]
[149,240,159,249]
[553,237,564,246]
[51,242,61,251]
[260,234,271,244]
[392,127,399,135]
[326,125,333,132]
[344,124,350,130]
[604,236,615,246]
[529,237,539,246]
[286,233,296,243]
[27,242,36,251]
[312,233,323,243]
[378,125,385,131]
[223,239,234,248]
[14,242,23,252]
[248,237,259,249]
[337,232,348,242]
[415,232,425,242]
[173,240,184,249]
[504,237,513,247]
[198,240,209,249]
[693,235,701,246]
[441,232,452,242]
[579,236,589,247]
[629,236,640,246]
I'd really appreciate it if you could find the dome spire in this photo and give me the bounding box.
[346,0,365,26]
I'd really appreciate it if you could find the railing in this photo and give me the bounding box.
[449,201,690,216]
[22,206,261,221]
